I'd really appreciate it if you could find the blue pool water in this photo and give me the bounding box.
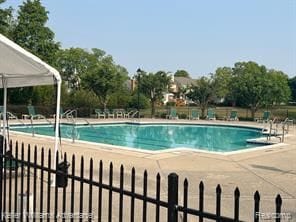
[11,123,264,152]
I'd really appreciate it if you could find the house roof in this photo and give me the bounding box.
[174,77,196,86]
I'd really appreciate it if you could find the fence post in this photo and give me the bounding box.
[254,191,260,222]
[168,173,178,222]
[275,194,282,222]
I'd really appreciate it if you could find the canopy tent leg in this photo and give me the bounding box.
[2,78,7,151]
[52,79,61,186]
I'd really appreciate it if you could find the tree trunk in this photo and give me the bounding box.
[151,101,155,118]
[201,107,206,118]
[231,101,236,107]
[251,106,256,120]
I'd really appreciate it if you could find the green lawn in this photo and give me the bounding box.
[140,105,296,121]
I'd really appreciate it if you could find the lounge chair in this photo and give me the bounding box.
[124,110,136,118]
[256,111,270,123]
[0,106,18,120]
[206,109,216,120]
[95,109,105,119]
[228,110,239,121]
[190,109,199,120]
[114,109,124,118]
[27,105,46,120]
[104,109,115,118]
[167,108,178,120]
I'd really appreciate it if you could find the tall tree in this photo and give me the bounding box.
[138,71,171,117]
[288,77,296,102]
[82,49,129,110]
[265,70,290,105]
[174,70,190,78]
[9,0,59,105]
[187,76,215,118]
[0,0,13,36]
[213,67,233,102]
[231,61,268,118]
[12,0,59,64]
[55,48,94,90]
[231,61,290,119]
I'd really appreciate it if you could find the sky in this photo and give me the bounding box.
[3,0,296,77]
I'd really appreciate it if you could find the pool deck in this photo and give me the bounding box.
[7,118,296,220]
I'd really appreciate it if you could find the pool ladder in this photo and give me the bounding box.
[265,118,293,142]
[65,109,94,143]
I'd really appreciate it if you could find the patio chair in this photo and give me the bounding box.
[256,111,270,123]
[114,109,124,118]
[104,109,115,118]
[228,110,239,121]
[95,109,106,119]
[190,109,199,120]
[206,109,216,120]
[167,108,178,120]
[124,110,136,118]
[0,106,18,120]
[27,105,46,120]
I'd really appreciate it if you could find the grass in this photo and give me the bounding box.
[140,105,296,121]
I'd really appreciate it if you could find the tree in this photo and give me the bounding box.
[129,92,150,109]
[0,0,13,36]
[212,67,233,103]
[187,76,215,118]
[231,62,268,118]
[174,70,190,78]
[82,50,129,110]
[108,87,132,109]
[288,77,296,102]
[138,71,171,117]
[231,61,290,119]
[265,70,290,105]
[12,0,59,64]
[66,89,100,109]
[8,0,59,105]
[55,48,94,90]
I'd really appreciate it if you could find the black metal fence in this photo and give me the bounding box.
[0,140,285,222]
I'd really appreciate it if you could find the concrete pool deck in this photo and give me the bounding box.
[6,118,296,220]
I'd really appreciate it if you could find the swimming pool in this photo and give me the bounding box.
[11,123,265,152]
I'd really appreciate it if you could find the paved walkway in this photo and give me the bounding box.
[7,119,296,221]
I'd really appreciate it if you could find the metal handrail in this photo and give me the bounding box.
[64,109,77,143]
[266,118,281,142]
[64,110,94,142]
[280,118,294,142]
[65,109,77,122]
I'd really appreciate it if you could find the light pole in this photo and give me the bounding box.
[136,68,142,119]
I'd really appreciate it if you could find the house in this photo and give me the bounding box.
[170,76,196,94]
[163,75,197,105]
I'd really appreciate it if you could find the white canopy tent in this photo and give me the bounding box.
[0,33,61,162]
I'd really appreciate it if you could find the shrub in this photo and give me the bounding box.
[160,112,168,119]
[179,113,187,119]
[166,101,176,107]
[108,89,132,109]
[66,89,100,109]
[129,93,150,109]
[239,117,255,121]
